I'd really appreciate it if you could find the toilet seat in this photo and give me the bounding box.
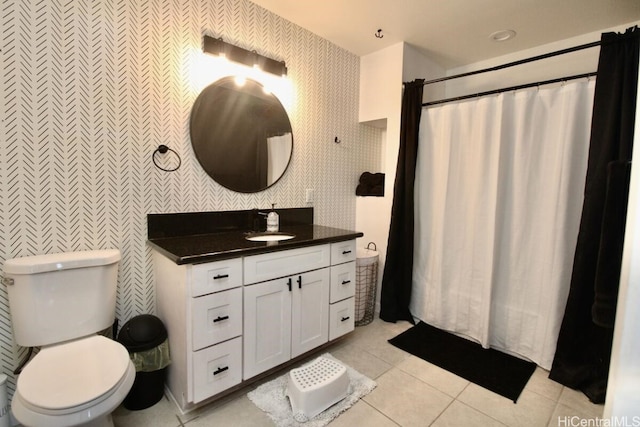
[18,335,131,414]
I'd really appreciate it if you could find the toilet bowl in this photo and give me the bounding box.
[2,250,135,427]
[11,335,135,427]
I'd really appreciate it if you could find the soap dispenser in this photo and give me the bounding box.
[266,204,279,232]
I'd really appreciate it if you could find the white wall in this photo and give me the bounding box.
[359,43,404,126]
[357,43,404,314]
[356,42,445,316]
[402,43,447,101]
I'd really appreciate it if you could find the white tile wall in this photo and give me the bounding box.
[0,0,382,395]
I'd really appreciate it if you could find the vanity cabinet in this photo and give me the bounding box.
[242,244,331,379]
[243,242,356,380]
[153,239,356,411]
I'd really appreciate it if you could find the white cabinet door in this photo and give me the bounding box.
[243,277,292,380]
[291,269,330,358]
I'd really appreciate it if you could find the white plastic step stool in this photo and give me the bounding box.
[285,357,350,421]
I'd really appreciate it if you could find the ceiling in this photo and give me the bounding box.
[250,0,640,68]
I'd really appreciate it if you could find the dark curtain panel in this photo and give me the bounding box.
[379,79,424,324]
[550,26,639,404]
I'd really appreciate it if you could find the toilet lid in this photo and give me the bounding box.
[18,335,131,410]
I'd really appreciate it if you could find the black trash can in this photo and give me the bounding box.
[117,314,171,410]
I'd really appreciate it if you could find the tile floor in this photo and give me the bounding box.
[112,318,604,427]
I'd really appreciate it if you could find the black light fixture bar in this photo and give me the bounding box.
[203,35,287,76]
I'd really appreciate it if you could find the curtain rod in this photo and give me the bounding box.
[422,71,596,107]
[421,40,601,87]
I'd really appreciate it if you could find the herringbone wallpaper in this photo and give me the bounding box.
[0,0,382,395]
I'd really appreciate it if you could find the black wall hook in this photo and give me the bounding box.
[334,136,341,144]
[375,29,384,39]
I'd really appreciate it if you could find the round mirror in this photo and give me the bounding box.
[190,77,293,193]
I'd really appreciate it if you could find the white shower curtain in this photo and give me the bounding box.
[411,80,595,369]
[266,133,293,185]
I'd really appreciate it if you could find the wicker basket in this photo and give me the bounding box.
[355,242,379,326]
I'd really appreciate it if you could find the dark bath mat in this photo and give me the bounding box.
[388,321,536,402]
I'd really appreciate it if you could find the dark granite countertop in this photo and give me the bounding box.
[148,224,363,265]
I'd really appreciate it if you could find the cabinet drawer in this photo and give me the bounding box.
[192,288,242,351]
[330,240,356,265]
[191,258,243,297]
[244,244,330,284]
[330,262,356,303]
[329,297,355,341]
[192,337,242,403]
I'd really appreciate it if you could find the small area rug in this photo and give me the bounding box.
[247,353,376,427]
[388,321,536,402]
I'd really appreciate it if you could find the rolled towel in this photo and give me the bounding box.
[356,172,385,196]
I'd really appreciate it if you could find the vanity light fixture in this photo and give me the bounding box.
[203,35,288,77]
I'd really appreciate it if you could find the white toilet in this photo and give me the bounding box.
[3,249,135,427]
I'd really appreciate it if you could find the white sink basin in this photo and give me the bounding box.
[245,232,296,242]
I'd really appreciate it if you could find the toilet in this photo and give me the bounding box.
[3,250,135,427]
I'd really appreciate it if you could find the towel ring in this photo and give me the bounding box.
[152,145,181,172]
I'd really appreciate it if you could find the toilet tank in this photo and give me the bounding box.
[3,249,121,347]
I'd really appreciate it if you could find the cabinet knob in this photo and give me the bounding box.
[341,280,351,285]
[297,275,302,289]
[213,315,229,323]
[287,278,292,292]
[341,316,350,322]
[213,274,229,280]
[342,250,352,255]
[213,366,229,376]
